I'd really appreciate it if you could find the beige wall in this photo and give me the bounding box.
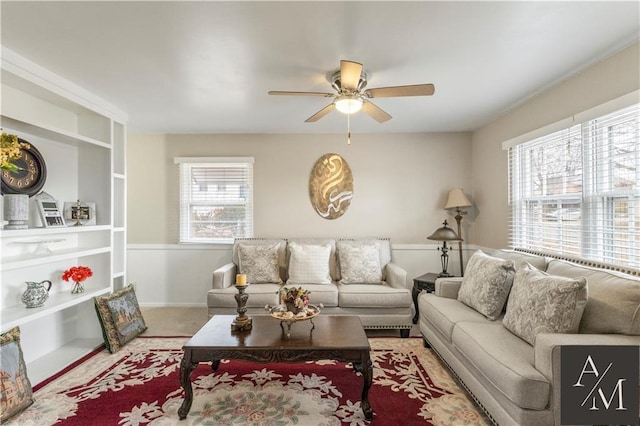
[128,132,472,244]
[127,42,639,250]
[471,41,640,248]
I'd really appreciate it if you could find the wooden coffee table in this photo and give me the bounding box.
[178,315,373,420]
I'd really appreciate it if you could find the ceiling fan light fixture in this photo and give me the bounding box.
[334,95,363,115]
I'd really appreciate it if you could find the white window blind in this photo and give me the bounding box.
[175,157,254,243]
[508,103,639,268]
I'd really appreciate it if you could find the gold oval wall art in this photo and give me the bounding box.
[309,153,354,220]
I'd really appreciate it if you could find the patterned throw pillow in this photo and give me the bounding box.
[457,250,516,320]
[237,243,283,284]
[503,264,588,345]
[287,242,332,284]
[0,327,33,422]
[337,242,383,284]
[95,285,147,353]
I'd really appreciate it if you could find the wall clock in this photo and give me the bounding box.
[1,139,47,197]
[309,153,354,220]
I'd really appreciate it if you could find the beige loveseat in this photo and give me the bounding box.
[419,249,640,426]
[208,238,413,337]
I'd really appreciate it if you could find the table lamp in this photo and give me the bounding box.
[427,220,462,277]
[444,188,472,276]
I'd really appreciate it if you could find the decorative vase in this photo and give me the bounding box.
[285,301,305,314]
[71,281,85,294]
[3,194,29,229]
[21,280,52,308]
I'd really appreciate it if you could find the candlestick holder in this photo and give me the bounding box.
[231,284,252,331]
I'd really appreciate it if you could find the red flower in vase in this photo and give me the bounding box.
[62,266,93,283]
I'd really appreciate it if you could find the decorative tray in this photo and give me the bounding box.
[265,304,323,339]
[266,304,322,322]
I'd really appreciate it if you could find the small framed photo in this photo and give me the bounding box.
[37,200,66,227]
[63,201,96,226]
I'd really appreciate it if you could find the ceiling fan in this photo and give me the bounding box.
[268,60,435,123]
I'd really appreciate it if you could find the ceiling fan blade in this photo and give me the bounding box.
[305,103,336,122]
[268,91,334,97]
[340,60,363,91]
[364,84,435,98]
[362,101,392,123]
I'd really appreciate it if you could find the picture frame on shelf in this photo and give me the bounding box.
[36,199,66,228]
[63,201,96,226]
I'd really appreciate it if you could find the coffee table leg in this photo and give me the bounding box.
[360,354,373,420]
[212,359,220,371]
[178,352,197,420]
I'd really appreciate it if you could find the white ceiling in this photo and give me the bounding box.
[1,1,638,134]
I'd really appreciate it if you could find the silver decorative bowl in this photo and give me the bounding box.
[265,303,323,339]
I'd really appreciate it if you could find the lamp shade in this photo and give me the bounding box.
[427,220,462,242]
[444,188,472,210]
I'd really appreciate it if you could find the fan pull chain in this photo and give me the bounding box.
[347,114,351,145]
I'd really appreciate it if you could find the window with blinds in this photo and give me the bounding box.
[175,157,254,243]
[508,103,639,268]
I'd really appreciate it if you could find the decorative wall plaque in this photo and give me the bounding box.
[309,153,353,220]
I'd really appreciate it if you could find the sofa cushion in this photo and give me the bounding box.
[419,293,490,342]
[286,242,332,284]
[337,239,391,280]
[94,285,147,353]
[288,238,338,281]
[546,259,640,335]
[208,283,281,308]
[237,242,283,284]
[503,265,588,345]
[292,283,338,307]
[233,239,287,281]
[337,241,383,284]
[0,327,33,422]
[452,321,550,410]
[492,249,547,271]
[457,250,516,320]
[338,283,411,308]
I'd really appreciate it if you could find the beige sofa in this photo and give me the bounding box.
[208,238,413,336]
[419,249,640,426]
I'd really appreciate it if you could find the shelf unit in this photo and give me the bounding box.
[0,46,127,385]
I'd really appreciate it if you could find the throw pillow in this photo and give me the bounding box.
[503,264,588,345]
[0,327,33,422]
[457,250,516,320]
[337,242,383,284]
[287,242,332,284]
[95,285,147,353]
[237,243,282,284]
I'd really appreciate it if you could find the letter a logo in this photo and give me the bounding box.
[573,355,600,387]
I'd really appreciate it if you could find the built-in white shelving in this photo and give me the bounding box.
[1,285,112,330]
[0,46,127,384]
[27,338,104,385]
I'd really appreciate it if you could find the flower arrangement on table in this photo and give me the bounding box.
[62,266,93,294]
[1,131,29,171]
[268,286,321,326]
[278,286,310,314]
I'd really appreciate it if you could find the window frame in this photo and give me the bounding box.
[174,157,254,244]
[507,102,639,268]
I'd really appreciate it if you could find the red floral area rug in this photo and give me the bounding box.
[8,337,489,425]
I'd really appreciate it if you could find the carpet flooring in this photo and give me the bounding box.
[141,307,210,336]
[10,337,490,425]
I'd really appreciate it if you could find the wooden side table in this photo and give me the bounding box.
[412,272,438,324]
